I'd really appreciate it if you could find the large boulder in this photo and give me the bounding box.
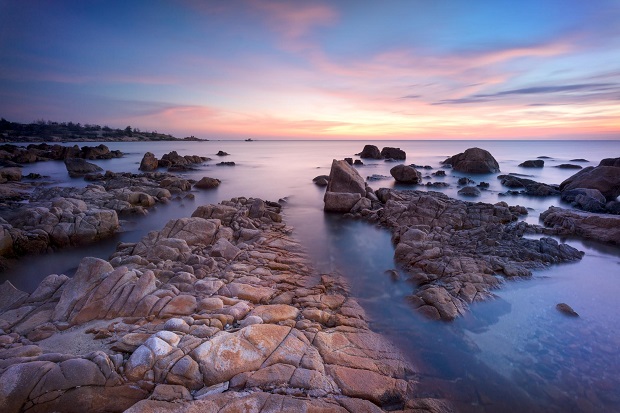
[390,165,421,184]
[560,166,620,201]
[139,152,158,171]
[324,160,366,212]
[325,159,366,196]
[442,147,500,174]
[64,158,103,178]
[381,147,406,160]
[358,145,381,159]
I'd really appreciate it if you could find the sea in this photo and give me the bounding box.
[2,139,620,412]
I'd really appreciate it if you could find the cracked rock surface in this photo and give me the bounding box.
[367,189,584,320]
[0,197,450,412]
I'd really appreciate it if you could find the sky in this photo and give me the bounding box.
[1,0,620,140]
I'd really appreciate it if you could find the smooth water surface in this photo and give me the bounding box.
[3,139,619,412]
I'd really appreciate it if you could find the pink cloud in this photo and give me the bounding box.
[250,0,337,50]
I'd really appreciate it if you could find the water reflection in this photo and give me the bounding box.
[317,216,620,413]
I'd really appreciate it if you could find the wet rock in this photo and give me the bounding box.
[556,164,582,169]
[561,188,606,213]
[442,147,500,173]
[194,177,221,189]
[519,160,544,168]
[0,167,22,182]
[358,144,382,159]
[381,147,406,160]
[324,159,366,212]
[139,152,158,171]
[560,166,620,201]
[458,186,481,197]
[64,158,103,177]
[313,175,329,186]
[367,190,583,320]
[216,150,229,156]
[390,164,421,184]
[540,206,620,244]
[556,303,579,317]
[354,159,363,166]
[216,161,235,166]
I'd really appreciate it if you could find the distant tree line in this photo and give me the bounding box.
[0,118,203,142]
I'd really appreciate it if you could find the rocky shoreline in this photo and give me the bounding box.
[0,197,451,412]
[1,140,619,412]
[321,148,620,321]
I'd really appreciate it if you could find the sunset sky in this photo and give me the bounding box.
[1,0,619,140]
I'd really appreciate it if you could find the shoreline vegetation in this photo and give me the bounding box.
[0,126,619,411]
[0,118,206,142]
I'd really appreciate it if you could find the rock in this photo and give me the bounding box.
[210,238,240,261]
[192,324,290,386]
[560,166,620,201]
[324,192,362,213]
[327,365,407,407]
[561,188,606,213]
[442,147,500,173]
[556,303,579,317]
[432,170,446,177]
[358,145,381,159]
[150,384,192,401]
[313,175,329,186]
[0,167,22,182]
[194,177,221,189]
[64,158,103,178]
[457,177,474,186]
[599,157,620,168]
[216,150,229,156]
[139,152,159,171]
[519,160,544,168]
[458,186,481,197]
[216,161,235,166]
[353,159,363,166]
[380,147,406,160]
[325,160,366,196]
[390,165,421,184]
[52,257,114,321]
[541,206,620,244]
[324,159,367,212]
[556,164,582,169]
[249,304,300,323]
[371,190,583,320]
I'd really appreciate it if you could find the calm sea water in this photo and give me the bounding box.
[3,139,620,412]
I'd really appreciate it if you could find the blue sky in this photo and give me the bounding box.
[1,0,619,139]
